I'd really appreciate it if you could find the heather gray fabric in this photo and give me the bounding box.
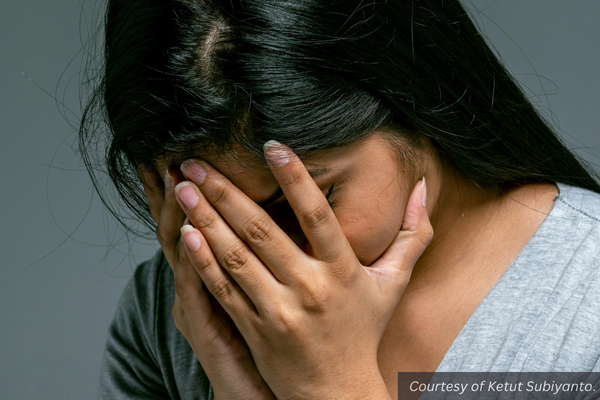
[437,182,600,372]
[98,182,600,399]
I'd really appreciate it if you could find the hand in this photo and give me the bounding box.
[175,142,433,400]
[140,166,276,400]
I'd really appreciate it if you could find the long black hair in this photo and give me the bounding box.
[79,0,600,234]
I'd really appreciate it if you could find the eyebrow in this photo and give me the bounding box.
[257,167,331,208]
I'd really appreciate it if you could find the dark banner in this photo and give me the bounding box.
[398,372,600,399]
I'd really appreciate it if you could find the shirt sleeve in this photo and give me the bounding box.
[98,251,170,399]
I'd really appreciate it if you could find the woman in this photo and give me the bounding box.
[82,0,600,399]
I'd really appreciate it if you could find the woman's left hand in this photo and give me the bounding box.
[174,142,433,400]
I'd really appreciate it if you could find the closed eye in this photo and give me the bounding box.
[262,183,335,209]
[325,183,335,207]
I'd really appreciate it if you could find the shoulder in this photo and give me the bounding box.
[99,250,172,397]
[112,249,174,336]
[519,182,600,267]
[126,249,171,303]
[125,249,173,310]
[505,183,600,370]
[439,182,600,372]
[103,249,172,355]
[554,182,600,223]
[100,250,212,399]
[534,182,600,272]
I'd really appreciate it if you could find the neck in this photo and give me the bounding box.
[412,161,507,286]
[410,158,557,291]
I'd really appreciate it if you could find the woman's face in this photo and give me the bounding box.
[190,134,427,266]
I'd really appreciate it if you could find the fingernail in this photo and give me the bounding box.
[181,225,201,251]
[164,168,173,189]
[421,176,427,208]
[175,182,199,209]
[181,160,206,185]
[264,140,290,167]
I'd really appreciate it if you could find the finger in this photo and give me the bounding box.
[369,177,433,295]
[179,224,259,327]
[173,233,234,352]
[263,141,354,265]
[172,234,209,335]
[180,159,303,283]
[155,166,186,270]
[175,180,279,309]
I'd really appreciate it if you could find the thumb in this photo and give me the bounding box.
[368,176,433,293]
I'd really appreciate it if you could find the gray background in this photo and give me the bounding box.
[1,1,599,398]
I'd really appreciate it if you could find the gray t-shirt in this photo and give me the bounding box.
[98,182,600,399]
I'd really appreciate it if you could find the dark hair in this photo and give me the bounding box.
[79,0,600,235]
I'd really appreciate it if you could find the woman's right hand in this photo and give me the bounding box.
[141,166,275,400]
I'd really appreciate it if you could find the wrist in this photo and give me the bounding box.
[317,364,392,400]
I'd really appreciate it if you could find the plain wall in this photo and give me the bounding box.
[1,1,599,398]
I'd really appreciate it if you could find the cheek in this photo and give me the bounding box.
[337,202,405,266]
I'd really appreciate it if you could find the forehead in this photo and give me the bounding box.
[201,151,336,201]
[160,133,396,201]
[206,153,277,199]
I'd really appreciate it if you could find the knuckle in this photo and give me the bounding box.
[294,273,330,312]
[327,262,357,285]
[212,277,234,302]
[207,180,229,205]
[299,200,331,230]
[278,171,302,187]
[425,225,435,243]
[418,224,435,248]
[301,288,329,313]
[192,252,214,273]
[240,214,272,245]
[221,244,249,274]
[192,211,218,231]
[272,307,301,333]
